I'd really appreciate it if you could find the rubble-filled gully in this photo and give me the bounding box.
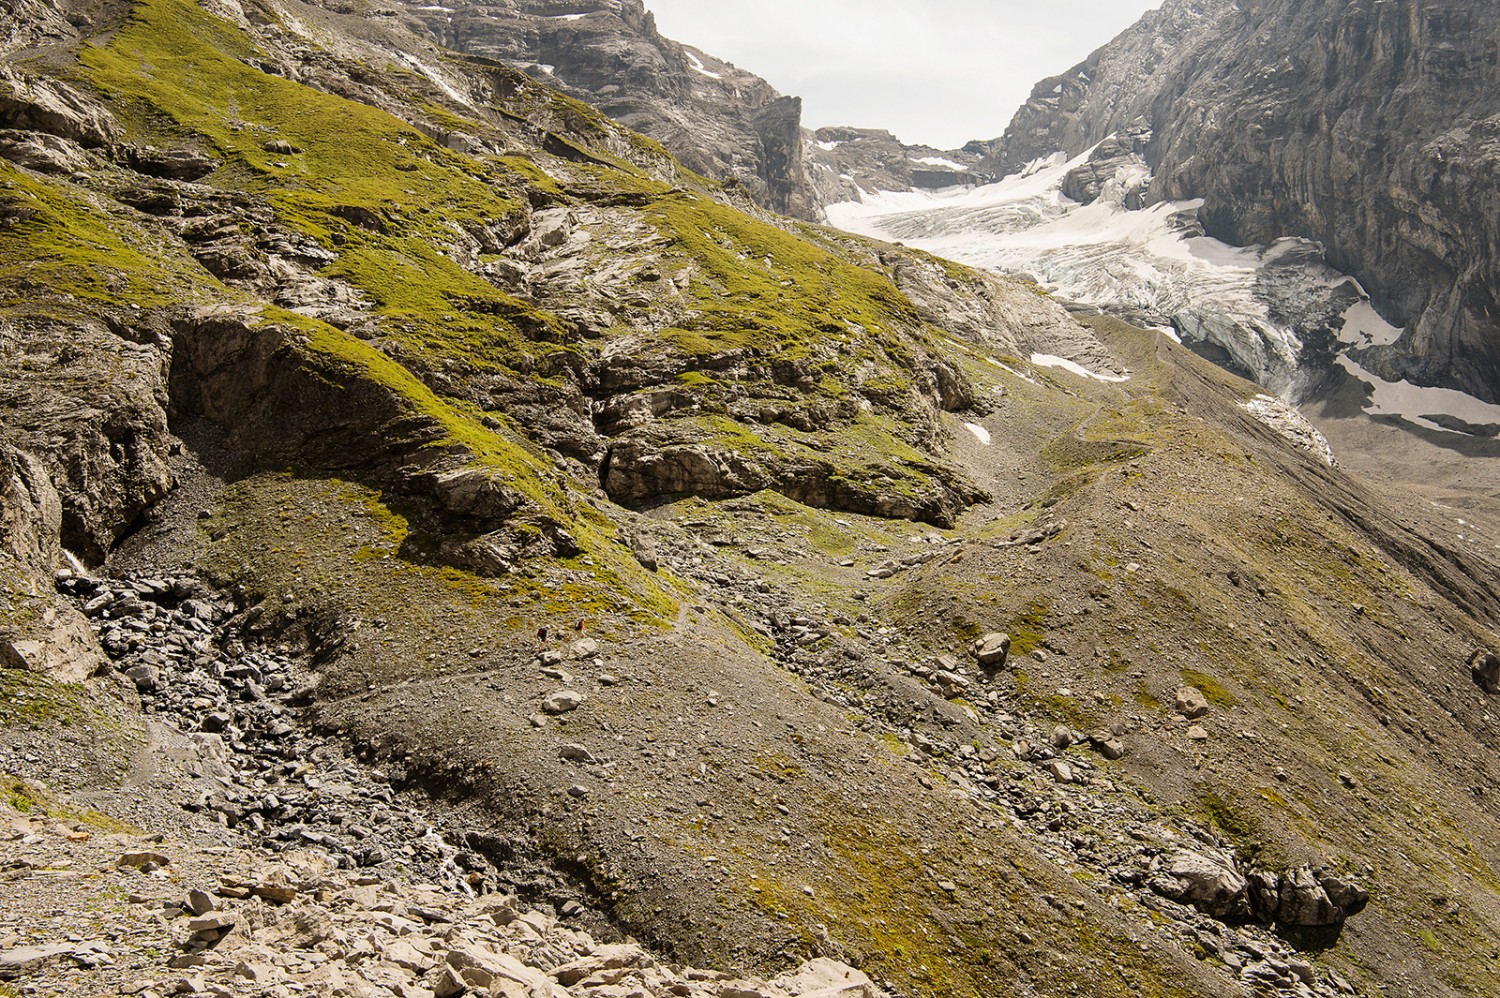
[59,564,1367,997]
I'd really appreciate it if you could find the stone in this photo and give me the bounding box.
[250,881,298,904]
[1276,865,1341,926]
[569,637,598,660]
[186,913,238,939]
[117,850,170,869]
[429,964,468,998]
[1175,685,1211,719]
[1093,736,1126,761]
[184,889,217,916]
[1186,725,1210,741]
[541,690,585,715]
[1149,849,1250,920]
[769,957,886,998]
[970,633,1011,668]
[627,529,659,572]
[1049,725,1075,750]
[550,943,654,985]
[0,943,76,978]
[1044,760,1074,784]
[1470,649,1500,695]
[381,938,432,973]
[559,743,597,763]
[124,664,160,692]
[933,669,970,699]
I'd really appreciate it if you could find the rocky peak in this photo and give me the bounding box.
[397,0,816,217]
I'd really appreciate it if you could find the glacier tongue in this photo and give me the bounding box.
[825,147,1361,402]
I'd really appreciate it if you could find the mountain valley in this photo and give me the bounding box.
[1,3,1499,998]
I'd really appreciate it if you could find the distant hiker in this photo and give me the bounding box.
[575,618,586,636]
[536,625,548,651]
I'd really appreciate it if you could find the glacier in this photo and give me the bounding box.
[825,146,1500,437]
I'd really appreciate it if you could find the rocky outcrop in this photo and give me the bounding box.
[1150,850,1370,929]
[0,66,118,148]
[804,127,986,207]
[0,311,175,566]
[981,0,1500,402]
[395,0,815,217]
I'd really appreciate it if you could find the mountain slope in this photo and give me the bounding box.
[981,0,1500,404]
[1,3,1500,998]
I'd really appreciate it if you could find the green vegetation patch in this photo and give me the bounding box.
[0,775,137,833]
[1179,668,1237,708]
[0,669,90,729]
[0,160,217,310]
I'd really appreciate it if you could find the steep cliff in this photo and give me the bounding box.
[983,0,1500,403]
[395,0,815,218]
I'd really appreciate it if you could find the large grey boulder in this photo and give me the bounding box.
[1148,848,1250,920]
[1276,865,1342,927]
[970,632,1011,668]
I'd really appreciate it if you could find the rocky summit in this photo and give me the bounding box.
[1,3,1500,998]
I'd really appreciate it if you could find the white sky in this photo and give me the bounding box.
[645,1,1162,149]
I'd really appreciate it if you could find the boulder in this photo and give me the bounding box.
[1471,649,1500,695]
[1175,685,1211,719]
[1276,865,1341,926]
[970,632,1011,668]
[549,943,654,985]
[769,957,887,998]
[1318,871,1370,918]
[1246,869,1281,923]
[541,690,584,715]
[1148,849,1250,920]
[447,944,565,996]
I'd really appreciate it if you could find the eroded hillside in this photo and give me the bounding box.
[2,2,1500,998]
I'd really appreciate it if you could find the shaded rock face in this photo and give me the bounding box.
[804,127,987,208]
[397,0,814,218]
[0,313,174,567]
[982,0,1500,402]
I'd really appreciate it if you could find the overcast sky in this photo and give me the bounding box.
[645,1,1161,149]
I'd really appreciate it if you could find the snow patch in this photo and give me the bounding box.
[982,356,1037,384]
[685,51,722,80]
[963,422,992,445]
[1337,299,1404,348]
[913,156,967,171]
[816,140,844,152]
[1337,356,1500,435]
[1031,353,1130,383]
[394,52,473,109]
[548,12,587,19]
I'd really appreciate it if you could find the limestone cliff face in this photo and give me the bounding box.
[396,0,815,218]
[984,0,1500,402]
